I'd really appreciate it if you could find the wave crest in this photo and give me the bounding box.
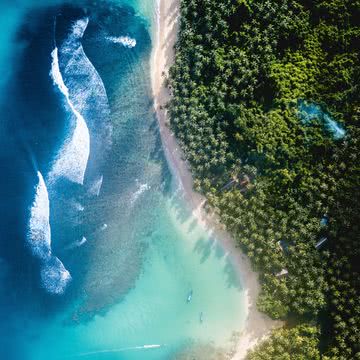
[106,35,136,48]
[49,17,112,187]
[27,172,71,294]
[48,47,90,185]
[27,172,52,260]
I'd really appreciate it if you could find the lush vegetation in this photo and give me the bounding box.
[168,0,360,358]
[247,325,321,360]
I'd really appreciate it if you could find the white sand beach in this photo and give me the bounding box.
[151,0,281,358]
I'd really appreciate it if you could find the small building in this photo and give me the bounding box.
[275,269,289,277]
[277,240,289,253]
[315,237,328,249]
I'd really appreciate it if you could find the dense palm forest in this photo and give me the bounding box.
[167,0,360,358]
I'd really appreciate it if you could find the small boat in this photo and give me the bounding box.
[186,290,193,303]
[199,312,203,323]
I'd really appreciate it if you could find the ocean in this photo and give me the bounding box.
[0,1,246,359]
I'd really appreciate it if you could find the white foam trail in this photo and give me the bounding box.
[88,175,103,196]
[72,18,88,38]
[27,172,72,294]
[27,171,52,260]
[65,236,87,251]
[48,47,90,186]
[76,345,162,357]
[131,183,150,205]
[72,201,85,212]
[106,35,137,48]
[41,257,71,294]
[143,345,161,349]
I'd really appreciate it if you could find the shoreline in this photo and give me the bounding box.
[150,0,281,358]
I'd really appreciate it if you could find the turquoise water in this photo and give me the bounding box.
[298,100,346,140]
[19,193,245,359]
[0,1,246,359]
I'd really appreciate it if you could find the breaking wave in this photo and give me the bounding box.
[48,46,90,185]
[40,257,71,294]
[27,171,52,260]
[49,17,111,186]
[27,172,71,294]
[106,35,136,48]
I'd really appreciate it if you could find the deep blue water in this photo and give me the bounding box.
[1,0,148,302]
[0,1,246,359]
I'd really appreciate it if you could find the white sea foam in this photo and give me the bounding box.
[40,257,72,295]
[27,171,52,260]
[28,172,72,294]
[72,201,85,212]
[61,18,111,124]
[72,17,88,39]
[65,236,87,250]
[49,17,112,186]
[48,47,90,185]
[88,175,103,196]
[106,35,136,48]
[131,182,150,205]
[143,345,161,349]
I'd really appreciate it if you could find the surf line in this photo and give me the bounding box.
[48,45,90,186]
[71,344,163,357]
[49,16,111,189]
[27,171,71,294]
